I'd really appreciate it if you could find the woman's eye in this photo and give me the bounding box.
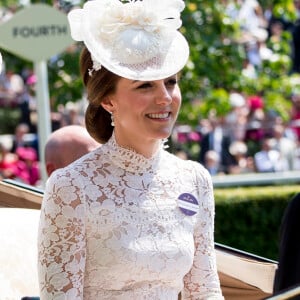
[137,82,152,89]
[166,78,177,86]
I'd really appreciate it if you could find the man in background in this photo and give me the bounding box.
[45,125,100,176]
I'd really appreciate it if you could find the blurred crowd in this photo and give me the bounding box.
[174,90,300,175]
[173,0,300,176]
[0,109,85,187]
[0,64,85,186]
[2,0,300,185]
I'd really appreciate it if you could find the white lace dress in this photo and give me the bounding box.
[38,134,224,300]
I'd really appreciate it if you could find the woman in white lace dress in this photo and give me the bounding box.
[37,0,224,299]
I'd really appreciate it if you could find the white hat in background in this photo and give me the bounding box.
[229,92,246,107]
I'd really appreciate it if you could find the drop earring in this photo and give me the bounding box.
[110,112,115,127]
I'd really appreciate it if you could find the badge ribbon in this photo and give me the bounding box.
[177,193,199,216]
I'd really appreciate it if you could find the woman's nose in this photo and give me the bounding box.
[155,85,172,105]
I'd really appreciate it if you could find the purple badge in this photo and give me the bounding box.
[177,193,199,216]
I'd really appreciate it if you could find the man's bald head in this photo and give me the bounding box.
[45,125,100,176]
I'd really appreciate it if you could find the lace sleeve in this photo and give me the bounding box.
[182,163,224,300]
[37,170,86,300]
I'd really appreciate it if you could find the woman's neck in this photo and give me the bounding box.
[113,131,161,158]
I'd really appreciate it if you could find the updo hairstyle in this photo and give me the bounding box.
[80,47,121,143]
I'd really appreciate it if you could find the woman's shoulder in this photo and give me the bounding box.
[163,150,209,175]
[161,152,213,194]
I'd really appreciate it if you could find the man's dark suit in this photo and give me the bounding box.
[273,193,300,298]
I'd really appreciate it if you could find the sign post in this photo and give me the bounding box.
[34,60,51,183]
[0,4,74,185]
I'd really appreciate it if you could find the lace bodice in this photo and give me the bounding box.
[38,134,223,300]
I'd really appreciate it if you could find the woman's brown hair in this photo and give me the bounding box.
[80,47,120,143]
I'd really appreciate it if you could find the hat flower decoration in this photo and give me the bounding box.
[68,0,189,80]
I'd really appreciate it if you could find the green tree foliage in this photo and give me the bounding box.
[180,0,245,124]
[178,0,297,127]
[47,45,84,109]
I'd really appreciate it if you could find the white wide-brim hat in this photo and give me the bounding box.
[68,0,189,81]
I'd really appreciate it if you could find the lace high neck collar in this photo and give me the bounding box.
[106,132,164,174]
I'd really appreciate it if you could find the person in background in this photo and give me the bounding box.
[14,146,40,186]
[254,137,288,172]
[0,142,18,180]
[10,123,30,153]
[228,140,255,174]
[290,88,300,141]
[273,193,300,298]
[225,92,248,142]
[244,95,265,155]
[204,150,222,176]
[270,123,297,171]
[37,0,224,299]
[199,115,233,174]
[44,125,100,176]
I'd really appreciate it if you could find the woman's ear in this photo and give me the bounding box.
[100,96,114,113]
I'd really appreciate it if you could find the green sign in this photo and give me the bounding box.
[0,4,74,61]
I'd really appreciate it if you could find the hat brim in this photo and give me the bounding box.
[84,30,189,81]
